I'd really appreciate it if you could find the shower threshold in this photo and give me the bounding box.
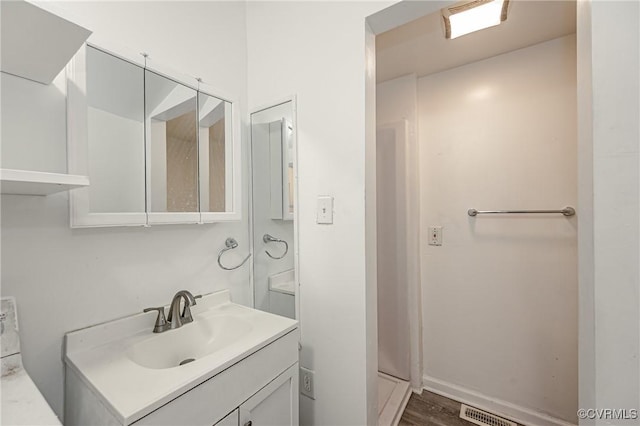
[378,372,411,426]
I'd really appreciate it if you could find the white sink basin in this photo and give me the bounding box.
[64,290,298,424]
[126,315,252,369]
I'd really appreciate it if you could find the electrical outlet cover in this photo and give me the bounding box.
[300,366,315,399]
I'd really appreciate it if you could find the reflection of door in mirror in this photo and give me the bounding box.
[145,70,199,215]
[267,119,294,221]
[285,123,294,217]
[251,101,296,319]
[86,46,145,214]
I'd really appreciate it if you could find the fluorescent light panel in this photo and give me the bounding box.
[444,0,508,39]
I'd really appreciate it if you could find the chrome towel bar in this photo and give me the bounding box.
[263,234,289,260]
[468,207,576,217]
[217,237,251,270]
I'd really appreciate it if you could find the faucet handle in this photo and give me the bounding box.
[180,295,202,324]
[143,307,170,333]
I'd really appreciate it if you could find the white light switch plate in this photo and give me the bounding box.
[317,196,333,224]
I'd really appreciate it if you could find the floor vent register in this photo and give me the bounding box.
[460,404,517,426]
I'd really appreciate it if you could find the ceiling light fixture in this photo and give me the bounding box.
[442,0,510,40]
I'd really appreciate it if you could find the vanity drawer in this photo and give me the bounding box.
[133,330,298,426]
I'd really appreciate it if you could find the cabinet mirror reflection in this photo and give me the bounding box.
[145,71,199,214]
[199,92,231,213]
[86,46,145,214]
[68,42,242,227]
[251,101,296,319]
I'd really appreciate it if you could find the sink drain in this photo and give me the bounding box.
[179,358,196,366]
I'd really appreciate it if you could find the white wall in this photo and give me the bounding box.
[150,120,168,211]
[0,1,249,419]
[1,71,68,173]
[417,36,578,424]
[246,2,392,424]
[578,1,640,423]
[87,107,145,213]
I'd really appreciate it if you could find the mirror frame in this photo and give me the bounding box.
[67,36,242,227]
[248,96,300,322]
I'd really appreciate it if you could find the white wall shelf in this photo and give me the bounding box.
[0,169,89,196]
[0,1,91,85]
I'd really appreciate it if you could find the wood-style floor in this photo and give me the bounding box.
[399,390,474,426]
[399,390,521,426]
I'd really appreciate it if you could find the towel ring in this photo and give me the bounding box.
[217,238,251,270]
[263,234,289,260]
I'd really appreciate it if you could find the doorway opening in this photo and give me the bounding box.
[373,2,578,425]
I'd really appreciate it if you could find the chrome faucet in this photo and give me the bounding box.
[143,290,202,333]
[167,290,199,329]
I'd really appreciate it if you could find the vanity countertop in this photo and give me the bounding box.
[1,366,62,426]
[64,290,298,424]
[1,297,61,426]
[269,269,295,295]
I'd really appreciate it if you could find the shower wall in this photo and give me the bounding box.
[418,35,577,424]
[377,74,422,389]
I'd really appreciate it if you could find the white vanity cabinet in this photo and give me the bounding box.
[239,364,298,426]
[197,363,299,426]
[129,339,298,426]
[215,409,239,426]
[64,291,299,426]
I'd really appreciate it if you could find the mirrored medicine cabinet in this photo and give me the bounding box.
[67,40,241,227]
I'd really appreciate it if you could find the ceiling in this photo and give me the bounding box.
[376,0,576,83]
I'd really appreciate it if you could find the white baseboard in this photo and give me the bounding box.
[422,375,577,426]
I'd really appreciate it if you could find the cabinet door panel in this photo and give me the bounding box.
[239,364,298,426]
[214,409,238,426]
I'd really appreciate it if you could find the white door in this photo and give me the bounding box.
[377,122,411,381]
[239,364,299,426]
